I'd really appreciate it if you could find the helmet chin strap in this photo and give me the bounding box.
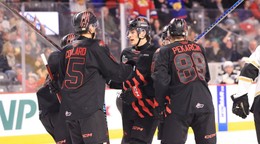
[88,28,96,39]
[91,32,96,39]
[136,38,141,47]
[135,32,145,47]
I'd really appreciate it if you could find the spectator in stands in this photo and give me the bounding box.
[151,19,162,35]
[105,0,118,18]
[0,8,11,32]
[206,38,226,62]
[151,19,162,47]
[0,50,12,78]
[16,41,35,72]
[241,39,257,57]
[168,0,189,19]
[31,16,46,34]
[26,72,40,92]
[34,55,47,85]
[28,31,42,58]
[69,0,88,15]
[43,47,53,59]
[216,61,239,84]
[154,0,172,26]
[0,42,17,82]
[131,0,158,23]
[100,6,119,39]
[254,26,260,43]
[237,0,253,22]
[221,32,242,61]
[250,0,260,21]
[2,42,16,70]
[14,64,22,84]
[186,26,197,41]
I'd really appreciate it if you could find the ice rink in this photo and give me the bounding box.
[110,130,258,144]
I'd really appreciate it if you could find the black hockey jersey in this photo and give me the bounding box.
[59,36,133,120]
[111,42,158,118]
[152,40,214,115]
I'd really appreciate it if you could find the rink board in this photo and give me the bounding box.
[0,84,257,143]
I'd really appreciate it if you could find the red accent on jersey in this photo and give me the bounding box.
[135,69,147,84]
[138,99,153,116]
[132,102,144,118]
[145,99,155,108]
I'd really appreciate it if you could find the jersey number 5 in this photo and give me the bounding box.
[64,57,85,89]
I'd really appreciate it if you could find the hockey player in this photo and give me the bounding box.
[108,16,159,144]
[152,18,216,144]
[36,33,77,144]
[231,46,260,143]
[151,24,170,141]
[58,10,135,144]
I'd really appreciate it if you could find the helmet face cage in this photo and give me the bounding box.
[127,17,151,37]
[72,10,98,33]
[161,25,169,41]
[168,18,187,37]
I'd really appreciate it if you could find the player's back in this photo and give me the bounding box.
[59,36,132,120]
[162,40,213,115]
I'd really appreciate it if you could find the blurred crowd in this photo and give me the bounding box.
[0,0,259,92]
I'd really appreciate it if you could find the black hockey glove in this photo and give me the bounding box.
[119,88,138,105]
[153,106,165,123]
[126,60,137,67]
[231,94,249,119]
[48,80,60,94]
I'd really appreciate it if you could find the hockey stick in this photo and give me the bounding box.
[194,0,244,42]
[103,103,111,144]
[0,2,61,51]
[1,2,63,101]
[41,53,62,103]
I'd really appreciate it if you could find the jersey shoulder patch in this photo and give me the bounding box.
[121,55,128,63]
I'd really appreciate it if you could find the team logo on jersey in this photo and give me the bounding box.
[142,53,149,57]
[65,111,72,117]
[122,55,128,63]
[137,0,148,7]
[196,103,204,109]
[172,2,182,11]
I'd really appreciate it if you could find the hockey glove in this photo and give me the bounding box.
[153,106,165,123]
[231,94,249,119]
[48,80,60,94]
[126,60,137,67]
[120,86,143,104]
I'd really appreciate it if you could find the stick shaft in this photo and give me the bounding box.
[194,0,244,42]
[41,54,62,103]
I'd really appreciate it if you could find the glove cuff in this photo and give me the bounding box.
[231,93,248,102]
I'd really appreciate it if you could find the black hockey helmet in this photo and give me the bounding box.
[161,25,169,40]
[168,18,187,37]
[127,16,151,36]
[72,10,98,33]
[60,33,77,47]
